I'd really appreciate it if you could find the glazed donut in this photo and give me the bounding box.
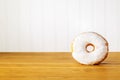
[71,32,109,65]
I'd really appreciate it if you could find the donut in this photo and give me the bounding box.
[71,32,109,65]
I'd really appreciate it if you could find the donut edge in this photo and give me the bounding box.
[91,32,109,65]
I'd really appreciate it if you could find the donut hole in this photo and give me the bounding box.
[86,43,95,53]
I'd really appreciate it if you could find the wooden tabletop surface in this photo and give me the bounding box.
[0,52,119,80]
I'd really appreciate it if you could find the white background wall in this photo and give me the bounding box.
[0,0,120,52]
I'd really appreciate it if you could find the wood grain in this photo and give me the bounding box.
[0,52,119,80]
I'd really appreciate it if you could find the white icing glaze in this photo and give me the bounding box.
[72,32,108,65]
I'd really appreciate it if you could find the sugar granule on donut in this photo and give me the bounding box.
[71,32,109,65]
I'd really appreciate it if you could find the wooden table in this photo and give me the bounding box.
[0,52,119,80]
